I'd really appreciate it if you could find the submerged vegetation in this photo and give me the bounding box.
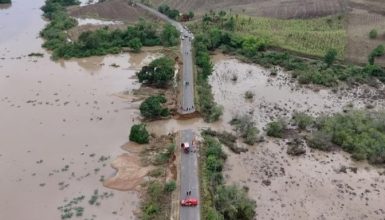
[200,134,256,220]
[308,111,385,164]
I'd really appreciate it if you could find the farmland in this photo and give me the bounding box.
[151,0,348,19]
[190,14,346,59]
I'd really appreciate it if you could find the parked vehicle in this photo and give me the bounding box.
[181,142,190,153]
[181,198,198,206]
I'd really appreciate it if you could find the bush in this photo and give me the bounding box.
[309,111,385,164]
[129,124,150,144]
[0,0,11,3]
[324,48,337,67]
[230,114,260,145]
[140,95,169,119]
[137,57,175,87]
[292,112,313,130]
[214,185,256,220]
[164,180,176,192]
[368,44,385,64]
[266,119,286,138]
[244,91,254,100]
[369,29,378,39]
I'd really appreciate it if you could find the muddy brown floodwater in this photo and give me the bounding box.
[0,0,162,219]
[210,55,385,220]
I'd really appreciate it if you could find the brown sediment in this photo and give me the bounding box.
[103,153,152,191]
[210,55,385,220]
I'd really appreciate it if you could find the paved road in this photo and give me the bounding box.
[179,130,200,220]
[136,2,195,114]
[135,4,200,220]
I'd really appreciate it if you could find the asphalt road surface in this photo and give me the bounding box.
[179,130,200,220]
[136,3,200,220]
[136,3,195,114]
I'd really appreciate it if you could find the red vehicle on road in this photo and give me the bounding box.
[181,198,198,206]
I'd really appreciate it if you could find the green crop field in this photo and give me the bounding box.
[236,15,346,58]
[192,14,347,59]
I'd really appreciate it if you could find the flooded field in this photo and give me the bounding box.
[0,0,160,219]
[211,56,385,220]
[210,55,385,130]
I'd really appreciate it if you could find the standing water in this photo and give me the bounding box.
[0,0,154,219]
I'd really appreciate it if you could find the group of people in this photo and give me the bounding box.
[180,105,194,111]
[186,190,192,196]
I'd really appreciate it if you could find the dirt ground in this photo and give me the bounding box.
[210,55,385,220]
[68,0,155,22]
[346,1,385,66]
[151,0,348,18]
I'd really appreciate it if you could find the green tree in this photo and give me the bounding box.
[127,37,142,52]
[324,48,337,67]
[0,0,11,3]
[161,24,180,47]
[136,57,175,87]
[188,11,194,19]
[139,95,169,119]
[129,124,150,144]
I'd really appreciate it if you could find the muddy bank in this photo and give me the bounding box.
[210,55,385,220]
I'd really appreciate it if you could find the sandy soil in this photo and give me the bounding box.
[210,55,385,220]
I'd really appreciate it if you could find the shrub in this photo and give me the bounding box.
[292,112,313,130]
[266,119,286,138]
[164,180,176,192]
[214,185,256,220]
[230,114,260,145]
[369,29,378,39]
[324,48,337,67]
[369,44,385,63]
[244,91,254,100]
[129,124,149,144]
[139,95,169,119]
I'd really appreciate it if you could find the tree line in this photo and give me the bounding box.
[40,0,179,59]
